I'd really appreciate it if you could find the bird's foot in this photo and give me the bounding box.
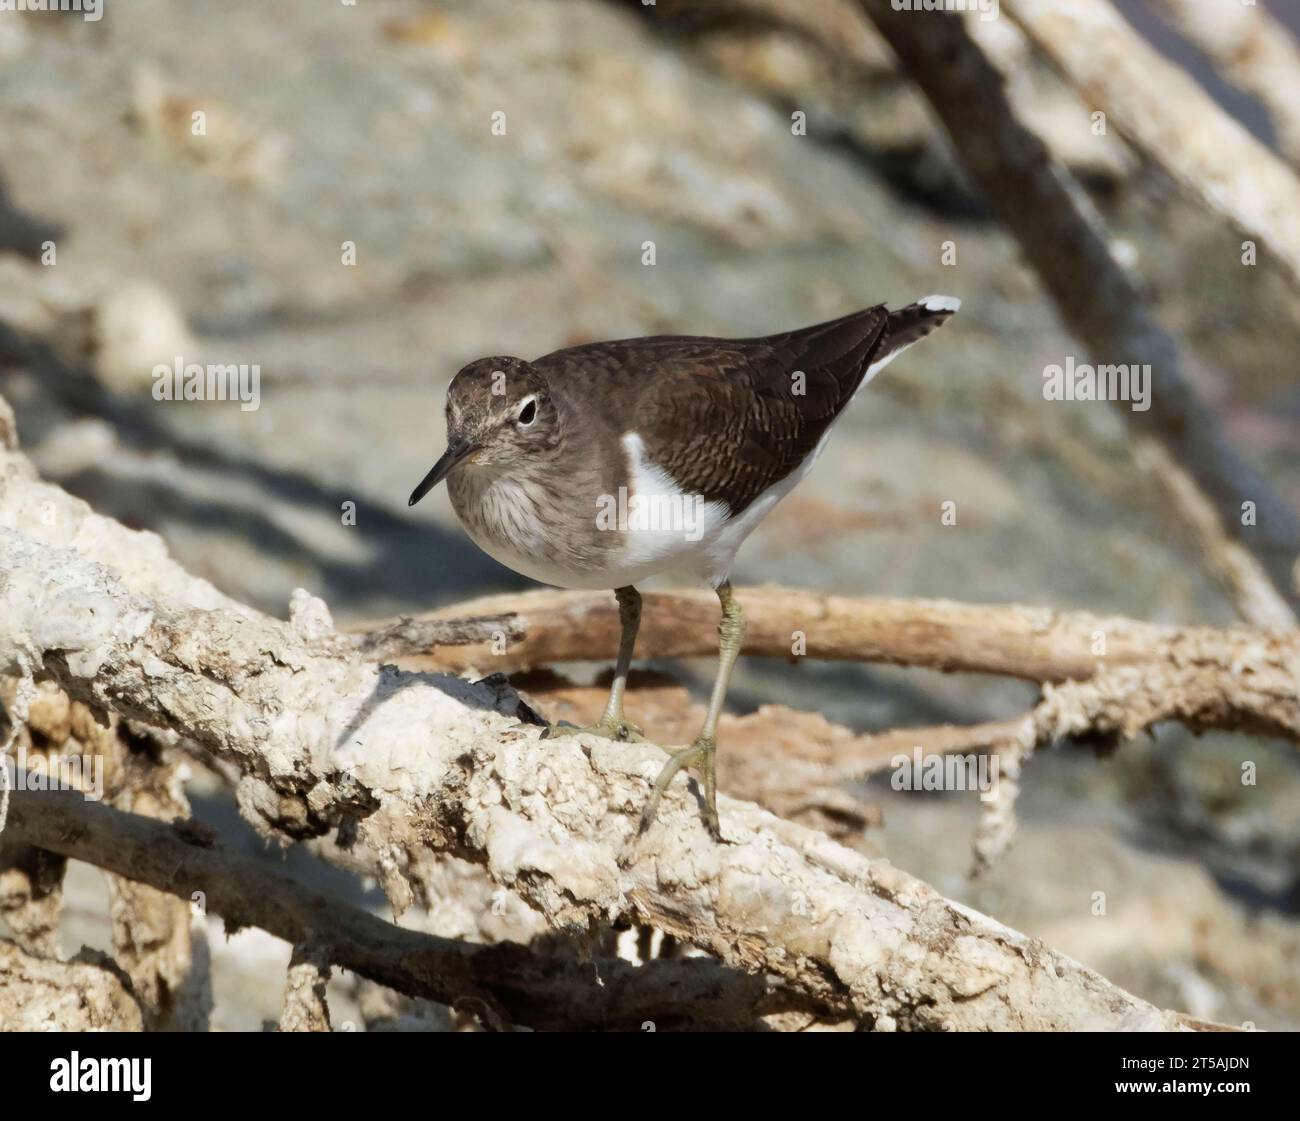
[546,715,645,744]
[639,735,720,840]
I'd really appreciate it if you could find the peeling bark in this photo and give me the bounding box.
[4,785,811,1031]
[371,586,1300,700]
[280,943,333,1032]
[0,842,65,958]
[0,412,1259,1030]
[0,940,143,1031]
[1,525,1257,1027]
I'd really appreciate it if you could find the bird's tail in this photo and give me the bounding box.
[862,294,960,385]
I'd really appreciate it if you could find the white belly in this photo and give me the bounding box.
[448,427,834,590]
[449,461,715,591]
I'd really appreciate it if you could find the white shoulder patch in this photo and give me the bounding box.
[616,432,729,575]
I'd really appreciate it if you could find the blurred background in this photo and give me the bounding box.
[1,0,1298,1029]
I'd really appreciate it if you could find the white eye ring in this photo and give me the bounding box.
[516,395,538,427]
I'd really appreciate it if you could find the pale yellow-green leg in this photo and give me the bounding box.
[640,581,745,839]
[549,585,644,743]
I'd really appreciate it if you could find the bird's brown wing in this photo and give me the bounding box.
[536,303,948,516]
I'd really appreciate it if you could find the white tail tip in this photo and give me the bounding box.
[919,294,961,313]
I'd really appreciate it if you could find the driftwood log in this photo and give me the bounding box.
[1,396,1287,1030]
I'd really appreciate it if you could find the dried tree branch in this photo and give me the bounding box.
[851,0,1300,617]
[972,650,1300,872]
[0,427,1267,1030]
[352,614,524,662]
[1147,0,1300,167]
[1003,0,1300,280]
[0,841,65,958]
[0,940,143,1031]
[820,715,1030,782]
[1135,441,1296,633]
[279,943,333,1033]
[10,529,1225,1028]
[2,784,801,1031]
[357,585,1296,686]
[0,673,210,1028]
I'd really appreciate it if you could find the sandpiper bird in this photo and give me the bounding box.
[409,296,959,836]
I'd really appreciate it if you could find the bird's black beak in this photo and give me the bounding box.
[408,438,477,506]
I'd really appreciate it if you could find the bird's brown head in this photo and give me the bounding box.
[408,356,556,506]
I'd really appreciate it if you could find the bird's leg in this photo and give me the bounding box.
[640,581,744,839]
[598,585,644,738]
[548,585,643,742]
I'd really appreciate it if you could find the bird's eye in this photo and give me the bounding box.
[517,398,537,426]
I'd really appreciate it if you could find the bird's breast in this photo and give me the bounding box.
[447,466,613,588]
